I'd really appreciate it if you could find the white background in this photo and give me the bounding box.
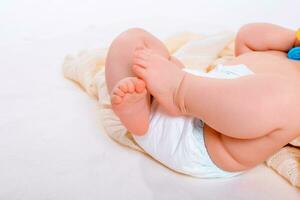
[0,0,300,199]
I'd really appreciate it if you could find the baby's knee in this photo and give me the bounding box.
[118,28,148,42]
[111,27,147,50]
[237,23,259,38]
[124,27,148,36]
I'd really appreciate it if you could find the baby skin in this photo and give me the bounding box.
[105,24,300,172]
[110,76,150,135]
[110,47,184,134]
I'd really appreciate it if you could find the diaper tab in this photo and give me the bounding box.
[214,64,254,78]
[193,118,204,128]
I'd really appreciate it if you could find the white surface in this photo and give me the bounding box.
[1,0,300,199]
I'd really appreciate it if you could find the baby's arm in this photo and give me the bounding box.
[235,23,298,56]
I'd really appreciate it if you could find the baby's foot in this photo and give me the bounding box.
[111,77,150,135]
[132,47,185,116]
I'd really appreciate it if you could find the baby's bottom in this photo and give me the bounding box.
[132,98,243,178]
[105,28,182,135]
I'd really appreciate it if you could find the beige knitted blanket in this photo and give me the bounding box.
[62,31,300,188]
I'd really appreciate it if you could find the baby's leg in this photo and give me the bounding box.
[175,73,297,139]
[133,49,297,139]
[105,28,174,135]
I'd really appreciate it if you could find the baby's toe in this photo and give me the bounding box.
[132,65,147,80]
[113,87,125,97]
[125,79,135,93]
[119,82,128,93]
[111,94,122,104]
[117,78,135,93]
[132,78,146,93]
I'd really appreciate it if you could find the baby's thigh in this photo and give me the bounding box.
[222,128,291,168]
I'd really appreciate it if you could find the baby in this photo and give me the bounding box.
[105,23,300,178]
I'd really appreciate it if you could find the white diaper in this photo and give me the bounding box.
[133,64,254,178]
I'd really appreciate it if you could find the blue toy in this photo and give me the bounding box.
[288,29,300,60]
[288,47,300,60]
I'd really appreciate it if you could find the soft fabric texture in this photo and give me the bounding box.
[266,147,300,187]
[62,31,300,187]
